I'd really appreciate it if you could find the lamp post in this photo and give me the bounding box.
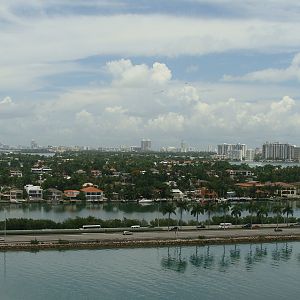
[4,209,6,242]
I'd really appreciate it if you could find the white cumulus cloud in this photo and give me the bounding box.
[223,53,300,83]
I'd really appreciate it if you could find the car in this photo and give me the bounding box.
[169,226,179,231]
[196,224,206,229]
[123,231,133,235]
[218,223,232,229]
[242,223,252,229]
[130,225,141,229]
[274,227,283,232]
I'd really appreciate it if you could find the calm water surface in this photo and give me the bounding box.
[1,201,300,222]
[0,242,299,299]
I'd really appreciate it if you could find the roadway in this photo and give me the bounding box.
[3,226,300,244]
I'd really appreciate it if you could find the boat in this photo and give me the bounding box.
[138,199,153,204]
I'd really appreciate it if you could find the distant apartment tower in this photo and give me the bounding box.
[31,139,38,149]
[227,149,243,161]
[245,149,255,161]
[141,139,151,151]
[207,145,214,152]
[262,142,294,160]
[294,147,300,161]
[217,143,247,160]
[180,140,188,153]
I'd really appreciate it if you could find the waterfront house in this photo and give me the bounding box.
[64,190,80,201]
[24,184,43,201]
[10,189,23,203]
[80,186,104,202]
[269,182,298,198]
[45,188,63,202]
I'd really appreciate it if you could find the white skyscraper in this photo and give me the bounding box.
[217,143,247,159]
[262,142,294,160]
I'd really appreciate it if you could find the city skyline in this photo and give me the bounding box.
[1,1,300,147]
[3,138,300,157]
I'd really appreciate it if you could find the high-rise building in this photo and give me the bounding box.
[180,140,188,153]
[31,139,38,149]
[227,149,243,161]
[207,145,214,152]
[217,143,247,159]
[293,147,300,161]
[262,142,294,160]
[246,149,255,161]
[141,139,151,151]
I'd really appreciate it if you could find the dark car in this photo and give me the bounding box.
[196,224,206,229]
[242,223,252,229]
[274,227,283,232]
[169,226,179,231]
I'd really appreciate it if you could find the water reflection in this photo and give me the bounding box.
[229,244,241,263]
[161,242,296,274]
[254,244,268,263]
[161,247,187,273]
[219,245,231,272]
[189,246,214,269]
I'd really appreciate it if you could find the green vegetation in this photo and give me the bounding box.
[190,203,205,225]
[161,203,176,229]
[1,151,300,202]
[0,205,297,231]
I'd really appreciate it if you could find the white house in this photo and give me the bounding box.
[24,184,43,201]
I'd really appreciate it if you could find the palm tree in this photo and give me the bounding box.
[256,205,269,225]
[231,204,242,225]
[219,202,230,228]
[162,202,177,229]
[190,203,205,225]
[176,200,189,228]
[272,204,283,228]
[247,201,258,228]
[282,204,293,227]
[204,201,216,228]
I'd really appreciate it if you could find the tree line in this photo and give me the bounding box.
[0,200,296,230]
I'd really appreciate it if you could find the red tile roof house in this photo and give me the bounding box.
[64,190,80,202]
[80,187,104,202]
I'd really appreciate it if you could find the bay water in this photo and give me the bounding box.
[0,242,299,299]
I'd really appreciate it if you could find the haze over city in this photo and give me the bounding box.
[1,0,300,148]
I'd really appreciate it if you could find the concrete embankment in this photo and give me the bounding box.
[1,235,300,252]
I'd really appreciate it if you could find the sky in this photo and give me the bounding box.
[1,0,300,149]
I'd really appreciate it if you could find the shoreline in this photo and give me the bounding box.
[1,234,300,252]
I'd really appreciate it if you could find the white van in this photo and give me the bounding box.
[131,225,141,229]
[218,223,232,229]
